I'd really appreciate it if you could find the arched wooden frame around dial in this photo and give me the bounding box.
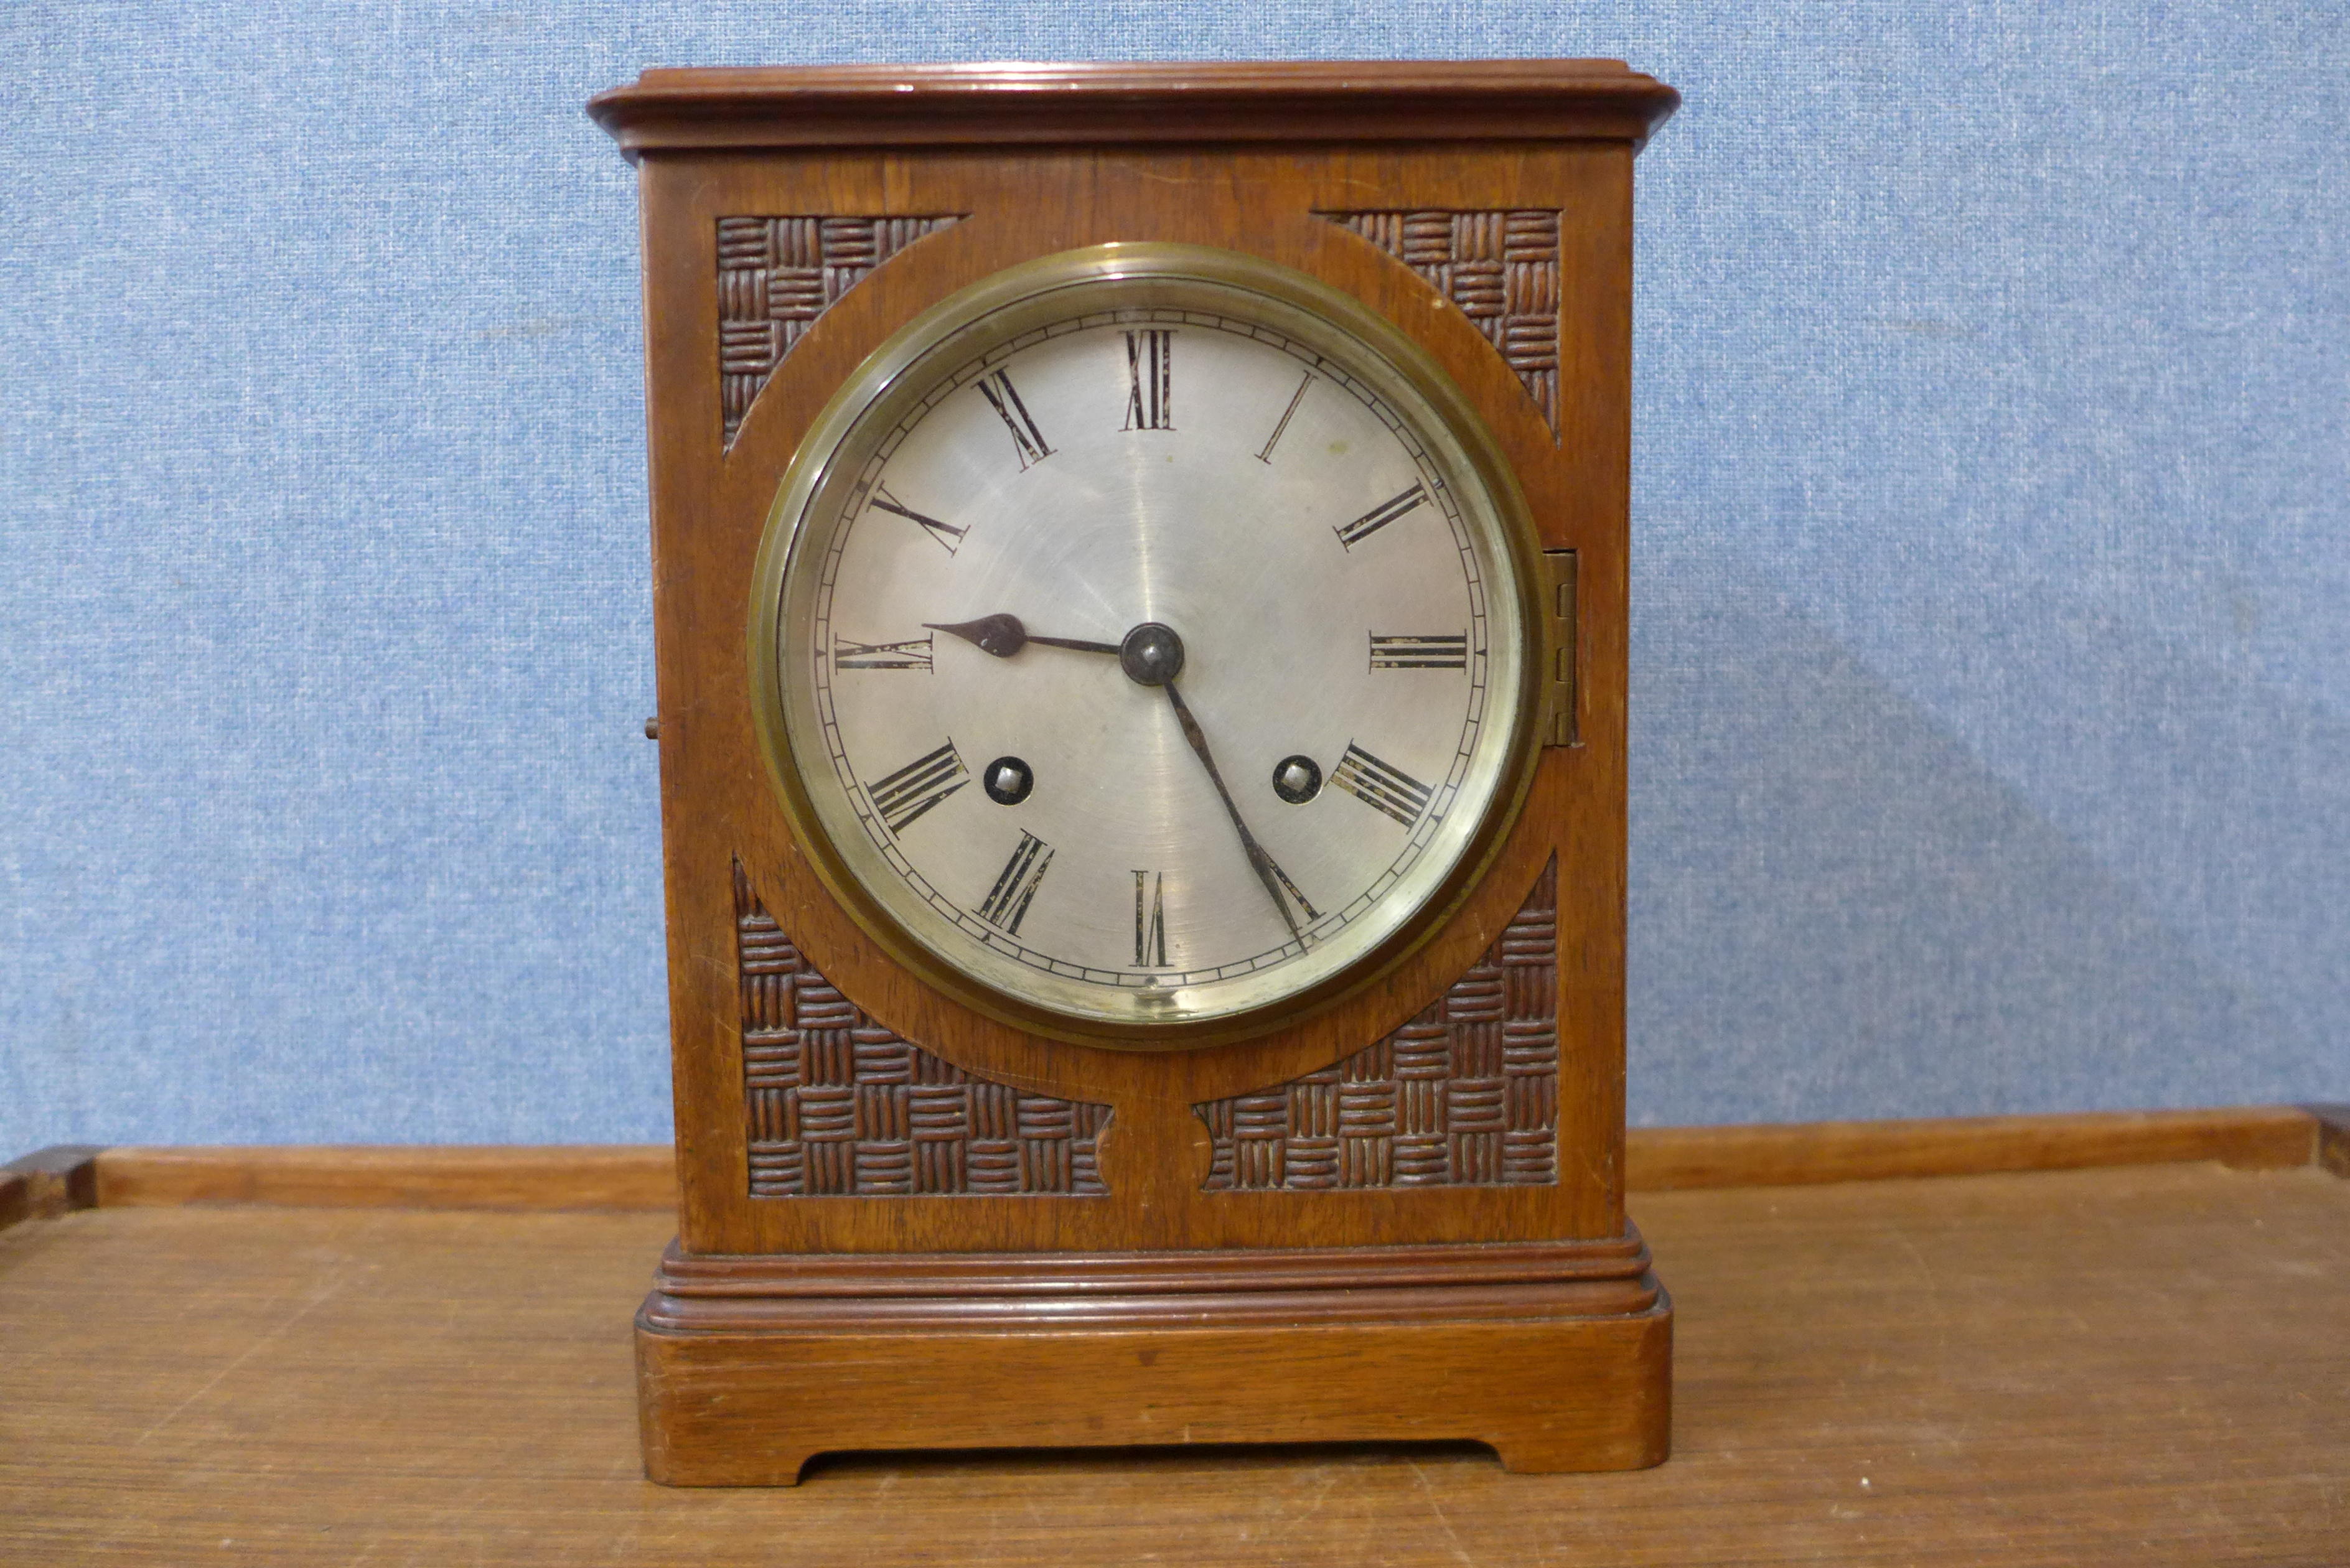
[747,245,1549,1049]
[639,144,1633,1256]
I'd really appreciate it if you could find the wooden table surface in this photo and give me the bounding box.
[3,1160,2344,1566]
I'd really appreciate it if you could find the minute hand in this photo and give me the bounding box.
[1163,679,1309,943]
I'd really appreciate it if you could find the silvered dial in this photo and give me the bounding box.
[757,248,1533,1038]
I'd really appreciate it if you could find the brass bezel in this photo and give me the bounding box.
[747,243,1549,1050]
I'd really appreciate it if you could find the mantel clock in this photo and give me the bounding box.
[590,60,1680,1484]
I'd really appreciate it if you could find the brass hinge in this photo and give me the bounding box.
[1538,549,1578,748]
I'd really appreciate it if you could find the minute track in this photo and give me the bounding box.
[775,269,1525,1029]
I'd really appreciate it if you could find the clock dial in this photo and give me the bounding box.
[757,248,1537,1038]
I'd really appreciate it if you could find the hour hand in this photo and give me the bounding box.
[924,613,1120,659]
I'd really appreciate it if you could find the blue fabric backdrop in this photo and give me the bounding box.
[3,2,2343,1149]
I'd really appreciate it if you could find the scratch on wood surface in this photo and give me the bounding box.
[134,1274,348,1445]
[1406,1455,1477,1566]
[1577,1142,1612,1195]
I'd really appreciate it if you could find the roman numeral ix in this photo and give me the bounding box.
[1329,742,1435,829]
[977,370,1052,470]
[1123,330,1173,431]
[1133,870,1168,967]
[835,633,935,671]
[865,740,968,834]
[1334,483,1427,550]
[869,484,966,554]
[1369,632,1468,670]
[977,831,1054,936]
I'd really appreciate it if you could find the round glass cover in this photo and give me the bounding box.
[752,245,1540,1040]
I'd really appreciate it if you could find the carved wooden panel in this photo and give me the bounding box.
[717,215,963,446]
[734,861,1109,1197]
[1321,209,1562,434]
[1195,856,1559,1190]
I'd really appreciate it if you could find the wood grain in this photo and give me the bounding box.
[1629,1105,2319,1191]
[3,1163,2344,1564]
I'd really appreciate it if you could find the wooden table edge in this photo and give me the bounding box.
[3,1106,2336,1226]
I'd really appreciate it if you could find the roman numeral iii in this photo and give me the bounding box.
[1329,742,1434,829]
[1369,632,1468,670]
[866,740,968,834]
[977,832,1054,936]
[1123,330,1173,431]
[977,370,1052,469]
[1334,483,1427,549]
[868,483,965,554]
[1133,870,1168,967]
[833,632,934,672]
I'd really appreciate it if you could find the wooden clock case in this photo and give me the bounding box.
[589,60,1680,1485]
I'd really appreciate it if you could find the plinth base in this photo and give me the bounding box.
[635,1235,1672,1485]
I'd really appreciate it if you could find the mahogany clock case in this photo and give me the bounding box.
[591,61,1680,1483]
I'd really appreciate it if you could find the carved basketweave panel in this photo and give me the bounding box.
[1195,857,1560,1192]
[733,861,1109,1198]
[1321,210,1563,434]
[716,215,963,446]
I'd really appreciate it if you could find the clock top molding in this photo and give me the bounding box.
[586,60,1679,156]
